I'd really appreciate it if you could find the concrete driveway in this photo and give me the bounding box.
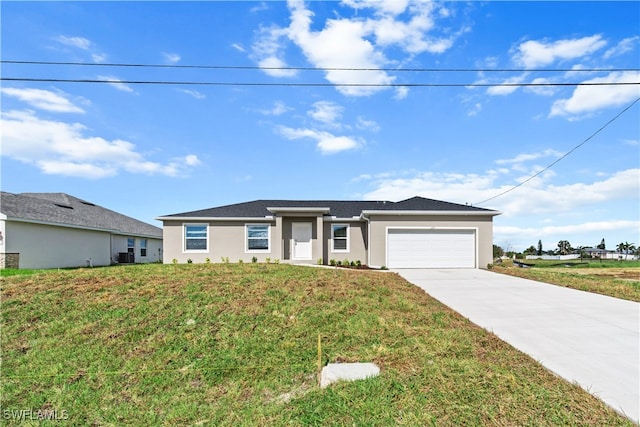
[396,268,640,423]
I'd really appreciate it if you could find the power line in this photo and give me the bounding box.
[3,59,638,73]
[473,97,640,206]
[2,76,638,88]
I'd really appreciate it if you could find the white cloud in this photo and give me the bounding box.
[603,36,639,59]
[251,0,459,97]
[55,35,92,50]
[97,75,135,93]
[550,71,640,118]
[486,73,528,96]
[1,88,85,113]
[179,89,206,99]
[0,110,200,179]
[278,126,361,154]
[231,43,246,53]
[359,166,639,218]
[524,77,558,96]
[496,149,563,166]
[54,35,107,63]
[259,101,292,116]
[514,35,607,68]
[356,116,380,132]
[163,52,181,64]
[308,100,343,124]
[252,25,297,77]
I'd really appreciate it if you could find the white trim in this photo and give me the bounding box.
[245,223,271,253]
[183,223,209,253]
[330,223,350,253]
[267,207,330,214]
[157,216,273,221]
[385,226,478,269]
[363,210,500,217]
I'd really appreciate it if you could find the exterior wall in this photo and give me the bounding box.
[3,221,112,269]
[323,221,368,265]
[111,235,162,264]
[367,214,495,269]
[163,220,277,264]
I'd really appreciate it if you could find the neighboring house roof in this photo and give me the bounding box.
[158,196,499,219]
[1,192,162,238]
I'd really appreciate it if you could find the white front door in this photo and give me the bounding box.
[292,222,313,260]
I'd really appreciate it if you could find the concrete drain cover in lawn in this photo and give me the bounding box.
[320,363,380,388]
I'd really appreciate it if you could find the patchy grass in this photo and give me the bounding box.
[1,264,632,425]
[493,260,640,302]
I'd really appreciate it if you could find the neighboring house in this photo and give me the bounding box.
[157,196,500,269]
[0,192,163,269]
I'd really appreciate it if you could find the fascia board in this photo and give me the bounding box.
[361,210,502,217]
[156,216,275,222]
[267,207,331,214]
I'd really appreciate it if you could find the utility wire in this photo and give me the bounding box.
[1,77,638,88]
[473,97,640,206]
[2,59,638,73]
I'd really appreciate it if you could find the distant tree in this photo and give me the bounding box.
[493,245,504,258]
[557,240,573,255]
[597,238,606,250]
[616,242,635,260]
[537,240,543,256]
[523,245,537,255]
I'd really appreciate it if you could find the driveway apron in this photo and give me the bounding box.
[396,268,640,423]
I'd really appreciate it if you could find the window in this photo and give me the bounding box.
[332,224,349,252]
[140,239,147,257]
[185,224,208,251]
[246,224,270,252]
[127,238,135,254]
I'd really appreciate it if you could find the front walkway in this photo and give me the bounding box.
[396,268,640,423]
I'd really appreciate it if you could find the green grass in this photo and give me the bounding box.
[1,264,632,425]
[494,260,640,302]
[0,268,41,277]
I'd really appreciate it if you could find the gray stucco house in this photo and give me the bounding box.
[157,196,500,269]
[0,192,163,269]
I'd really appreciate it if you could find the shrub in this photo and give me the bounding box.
[330,259,336,266]
[266,257,271,264]
[205,257,211,264]
[356,260,362,267]
[381,265,388,270]
[252,256,258,263]
[238,259,244,264]
[274,258,280,264]
[187,259,193,264]
[172,258,178,265]
[221,257,229,264]
[317,258,323,265]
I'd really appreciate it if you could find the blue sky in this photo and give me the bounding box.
[2,1,639,253]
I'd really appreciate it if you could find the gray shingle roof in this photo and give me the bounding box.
[1,192,162,238]
[160,196,497,219]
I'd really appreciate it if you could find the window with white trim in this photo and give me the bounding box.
[184,224,208,251]
[140,239,148,257]
[246,224,270,252]
[331,224,349,252]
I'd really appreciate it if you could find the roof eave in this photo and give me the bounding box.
[3,216,162,238]
[156,216,275,222]
[361,210,501,217]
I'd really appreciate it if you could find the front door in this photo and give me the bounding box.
[292,222,312,260]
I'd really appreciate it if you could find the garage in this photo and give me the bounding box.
[387,228,476,268]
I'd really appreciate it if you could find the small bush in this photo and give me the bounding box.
[221,257,229,264]
[172,258,178,265]
[205,257,211,264]
[238,259,244,264]
[266,257,271,264]
[330,259,336,266]
[317,258,323,265]
[356,260,362,267]
[274,258,280,264]
[252,256,258,263]
[187,259,193,264]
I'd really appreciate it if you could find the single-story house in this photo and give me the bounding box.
[0,192,163,269]
[157,196,500,269]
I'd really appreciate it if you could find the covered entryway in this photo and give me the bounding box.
[387,228,476,268]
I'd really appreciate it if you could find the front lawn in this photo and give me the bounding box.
[1,264,632,425]
[492,260,640,302]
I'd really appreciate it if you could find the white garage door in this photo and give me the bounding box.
[387,229,476,268]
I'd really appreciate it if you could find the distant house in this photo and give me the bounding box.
[0,192,162,269]
[157,196,500,269]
